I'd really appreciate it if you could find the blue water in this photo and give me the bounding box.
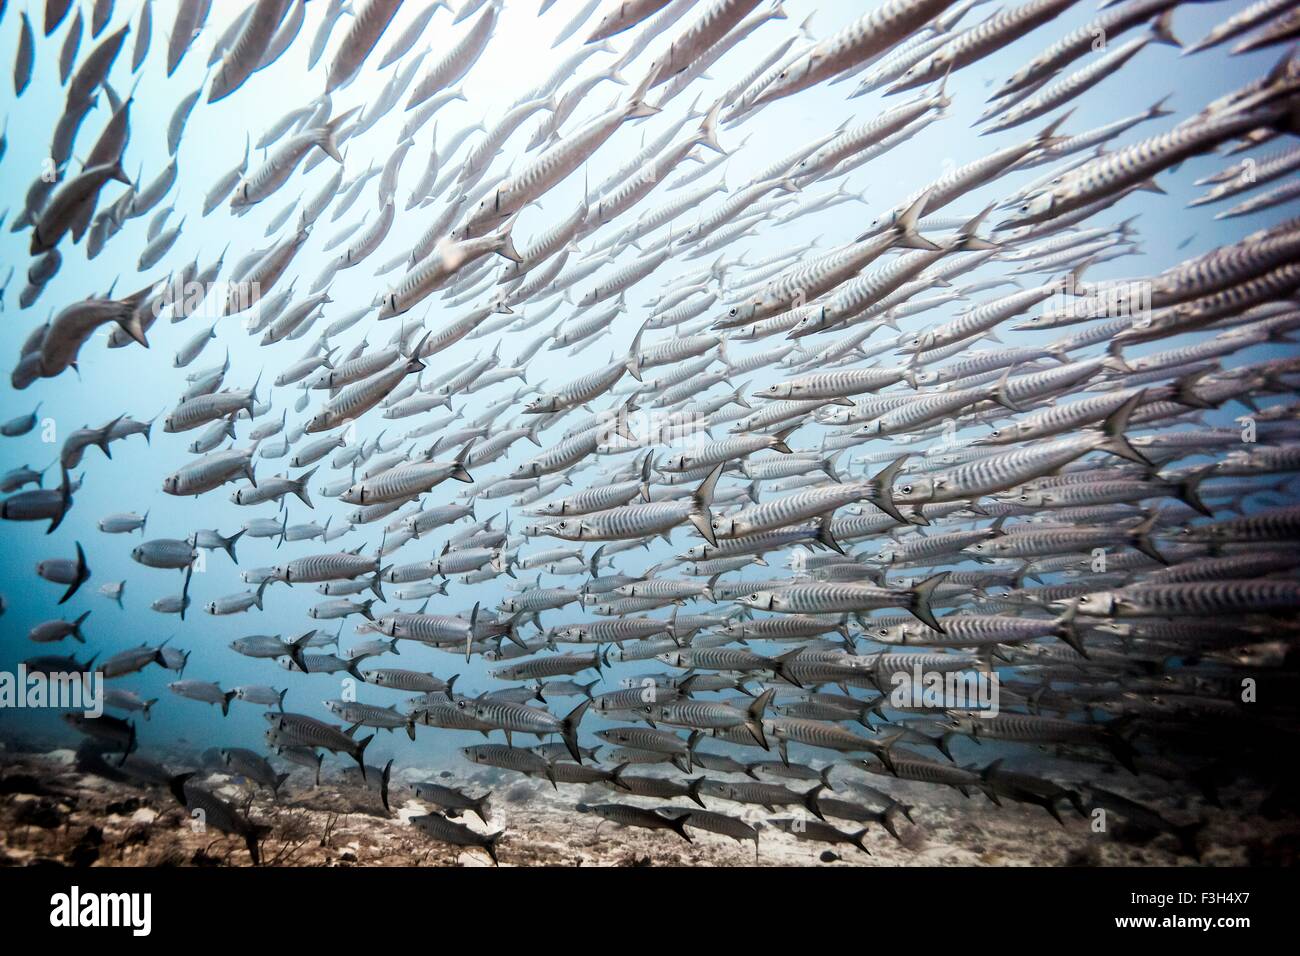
[0,0,1290,774]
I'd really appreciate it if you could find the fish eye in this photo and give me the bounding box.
[901,484,912,494]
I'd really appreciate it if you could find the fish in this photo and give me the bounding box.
[406,1,499,111]
[29,609,92,643]
[14,12,35,97]
[169,679,237,716]
[169,773,271,864]
[35,541,90,604]
[0,0,1294,873]
[750,0,959,108]
[231,109,357,209]
[410,810,504,864]
[208,0,295,104]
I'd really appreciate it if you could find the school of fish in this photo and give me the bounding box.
[1,0,1299,866]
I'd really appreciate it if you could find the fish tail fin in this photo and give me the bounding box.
[850,828,872,855]
[821,449,842,481]
[1128,513,1167,566]
[113,302,150,348]
[224,528,245,564]
[882,804,906,841]
[494,216,523,263]
[320,107,361,163]
[96,415,123,457]
[473,794,492,825]
[770,423,797,454]
[97,157,131,189]
[745,687,775,750]
[244,827,268,866]
[893,188,940,251]
[1097,389,1151,465]
[868,454,910,524]
[47,467,73,535]
[909,572,949,632]
[74,540,89,584]
[1173,464,1214,517]
[378,759,393,813]
[287,632,311,673]
[484,830,504,865]
[639,451,653,501]
[625,68,661,119]
[354,734,375,781]
[608,761,629,790]
[687,463,724,547]
[695,99,725,154]
[561,699,590,763]
[1172,365,1214,408]
[815,512,845,555]
[1149,10,1180,47]
[954,204,1000,251]
[625,318,648,381]
[404,331,432,373]
[167,771,197,808]
[294,466,318,508]
[1147,93,1174,118]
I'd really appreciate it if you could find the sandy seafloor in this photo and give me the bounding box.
[2,736,1295,868]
